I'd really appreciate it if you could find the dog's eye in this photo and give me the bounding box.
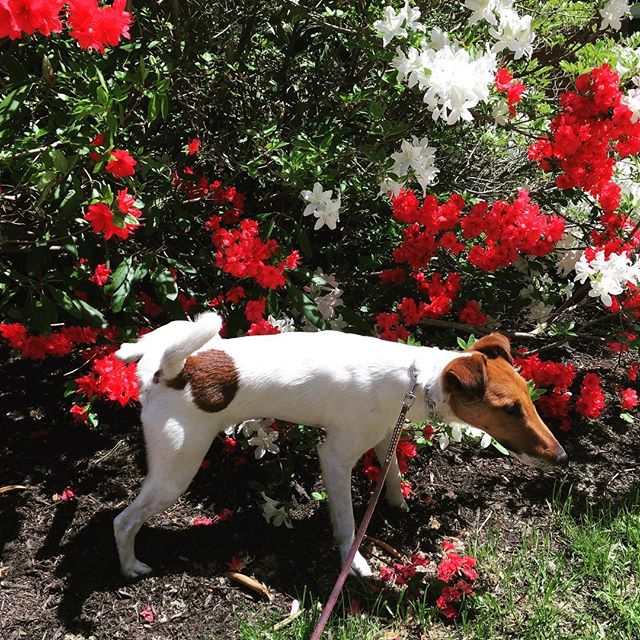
[503,402,522,416]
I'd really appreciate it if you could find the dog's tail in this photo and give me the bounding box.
[115,313,223,381]
[158,313,222,380]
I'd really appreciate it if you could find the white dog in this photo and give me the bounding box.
[113,313,566,579]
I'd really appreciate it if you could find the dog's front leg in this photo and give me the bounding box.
[318,439,372,577]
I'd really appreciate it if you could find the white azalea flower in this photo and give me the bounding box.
[438,432,450,450]
[236,417,274,438]
[314,194,341,230]
[301,182,332,217]
[527,301,553,322]
[373,2,425,47]
[465,0,513,26]
[300,183,341,231]
[329,314,349,331]
[574,250,640,307]
[248,427,280,459]
[384,135,439,195]
[373,6,407,47]
[261,493,293,528]
[599,0,630,31]
[421,45,497,124]
[378,176,405,198]
[268,314,296,332]
[621,86,640,123]
[489,9,535,60]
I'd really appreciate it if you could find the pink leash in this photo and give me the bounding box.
[309,364,419,640]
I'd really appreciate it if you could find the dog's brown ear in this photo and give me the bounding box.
[469,332,513,364]
[443,353,487,403]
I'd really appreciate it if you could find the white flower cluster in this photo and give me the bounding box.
[303,268,347,331]
[600,0,631,31]
[229,418,281,459]
[391,28,497,125]
[464,1,535,60]
[300,182,341,231]
[261,492,292,528]
[372,0,425,47]
[379,136,439,196]
[574,250,640,307]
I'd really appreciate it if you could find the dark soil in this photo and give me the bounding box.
[1,345,639,640]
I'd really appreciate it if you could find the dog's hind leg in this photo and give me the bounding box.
[114,412,218,579]
[374,432,409,512]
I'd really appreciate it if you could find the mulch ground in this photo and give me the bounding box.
[1,345,639,640]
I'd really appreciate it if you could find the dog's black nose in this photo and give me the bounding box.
[555,450,569,466]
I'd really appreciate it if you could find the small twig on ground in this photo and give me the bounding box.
[365,535,404,560]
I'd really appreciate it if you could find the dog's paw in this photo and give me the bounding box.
[349,551,373,578]
[122,560,153,580]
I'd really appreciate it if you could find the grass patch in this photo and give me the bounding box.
[226,489,640,639]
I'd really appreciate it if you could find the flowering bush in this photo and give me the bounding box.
[2,3,640,595]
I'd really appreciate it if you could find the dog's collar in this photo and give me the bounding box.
[407,362,438,420]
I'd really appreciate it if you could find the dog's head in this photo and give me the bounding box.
[442,333,567,467]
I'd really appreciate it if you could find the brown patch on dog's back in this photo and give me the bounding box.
[166,349,239,413]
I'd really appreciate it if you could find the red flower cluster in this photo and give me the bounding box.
[495,67,526,118]
[105,149,137,178]
[463,189,564,271]
[377,541,478,620]
[66,0,132,53]
[83,188,140,240]
[574,372,606,419]
[1,0,131,53]
[375,311,410,342]
[360,437,418,483]
[620,387,639,411]
[458,300,487,325]
[1,0,64,39]
[528,64,640,214]
[247,319,280,335]
[75,352,139,407]
[186,138,200,155]
[89,263,111,286]
[212,219,300,289]
[0,323,98,359]
[514,354,576,431]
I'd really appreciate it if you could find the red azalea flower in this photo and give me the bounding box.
[105,149,137,178]
[59,487,76,501]
[186,138,201,155]
[245,298,267,322]
[89,263,111,286]
[70,404,90,424]
[8,0,64,36]
[247,319,280,335]
[192,516,213,526]
[138,605,154,624]
[620,387,638,411]
[67,0,132,54]
[0,323,27,349]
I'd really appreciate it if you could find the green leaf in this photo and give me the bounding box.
[492,440,510,455]
[104,256,134,313]
[154,268,179,301]
[620,412,634,423]
[45,285,106,327]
